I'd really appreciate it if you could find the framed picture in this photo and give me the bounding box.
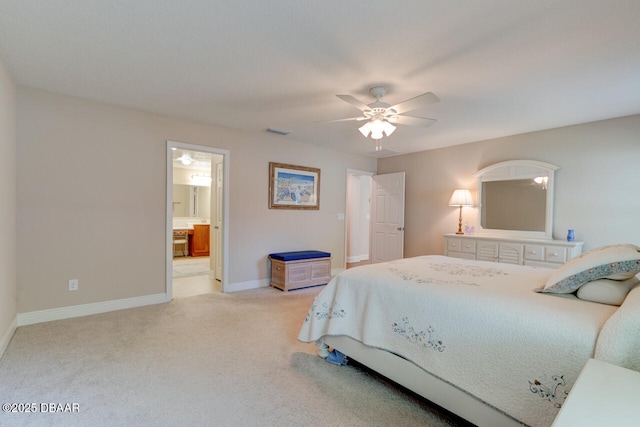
[269,162,320,210]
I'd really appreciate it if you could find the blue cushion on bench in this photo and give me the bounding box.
[269,250,331,261]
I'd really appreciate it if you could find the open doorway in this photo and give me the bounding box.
[345,169,373,269]
[166,141,229,300]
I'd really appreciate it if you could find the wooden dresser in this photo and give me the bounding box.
[444,234,583,268]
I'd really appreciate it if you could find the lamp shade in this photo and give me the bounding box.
[448,189,473,207]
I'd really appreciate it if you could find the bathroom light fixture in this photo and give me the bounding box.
[448,189,474,234]
[191,175,212,186]
[534,176,548,189]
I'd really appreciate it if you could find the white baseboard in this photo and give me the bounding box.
[14,271,338,327]
[225,269,347,294]
[225,269,346,293]
[0,316,17,359]
[17,293,169,326]
[225,278,270,293]
[347,254,369,263]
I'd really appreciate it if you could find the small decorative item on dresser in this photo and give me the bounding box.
[464,223,475,235]
[567,229,575,242]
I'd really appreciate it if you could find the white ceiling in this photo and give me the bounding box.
[1,1,639,157]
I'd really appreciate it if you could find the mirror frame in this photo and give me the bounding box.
[473,160,559,240]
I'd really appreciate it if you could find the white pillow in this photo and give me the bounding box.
[576,276,640,305]
[537,244,640,294]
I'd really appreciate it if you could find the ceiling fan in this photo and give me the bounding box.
[326,86,439,150]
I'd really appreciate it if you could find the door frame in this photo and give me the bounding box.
[344,168,375,269]
[166,140,230,298]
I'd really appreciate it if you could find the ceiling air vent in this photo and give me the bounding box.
[267,127,291,135]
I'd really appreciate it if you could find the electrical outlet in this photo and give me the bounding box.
[68,279,79,291]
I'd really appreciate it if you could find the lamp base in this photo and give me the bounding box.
[455,206,464,235]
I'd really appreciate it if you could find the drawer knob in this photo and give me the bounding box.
[530,250,536,255]
[552,252,558,257]
[276,267,281,271]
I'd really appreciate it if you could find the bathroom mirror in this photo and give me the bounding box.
[172,184,211,218]
[474,160,558,240]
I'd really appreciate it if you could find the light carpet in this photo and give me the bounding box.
[0,287,470,427]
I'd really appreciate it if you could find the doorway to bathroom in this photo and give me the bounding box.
[166,140,229,299]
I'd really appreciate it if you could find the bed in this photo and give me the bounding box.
[298,247,640,427]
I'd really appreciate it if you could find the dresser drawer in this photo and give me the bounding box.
[524,244,545,261]
[545,247,567,263]
[447,238,476,253]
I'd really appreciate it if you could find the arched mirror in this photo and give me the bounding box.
[474,160,558,240]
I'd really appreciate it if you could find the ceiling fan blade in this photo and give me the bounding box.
[316,116,368,123]
[389,92,440,114]
[336,94,371,112]
[389,115,437,127]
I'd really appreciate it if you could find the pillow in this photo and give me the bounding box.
[576,276,640,305]
[537,244,640,294]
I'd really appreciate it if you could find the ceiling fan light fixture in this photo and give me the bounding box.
[381,120,396,136]
[370,121,384,140]
[359,119,396,140]
[358,121,372,137]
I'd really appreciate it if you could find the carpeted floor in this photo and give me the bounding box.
[0,287,470,427]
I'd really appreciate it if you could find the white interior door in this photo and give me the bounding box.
[214,160,223,281]
[370,172,405,263]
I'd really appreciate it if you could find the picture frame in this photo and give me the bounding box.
[269,162,320,210]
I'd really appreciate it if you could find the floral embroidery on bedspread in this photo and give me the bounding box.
[304,301,346,322]
[392,317,446,352]
[528,375,569,408]
[389,268,478,286]
[388,262,507,286]
[429,262,508,277]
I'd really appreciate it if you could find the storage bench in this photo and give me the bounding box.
[269,250,331,292]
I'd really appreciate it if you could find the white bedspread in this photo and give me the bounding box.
[298,256,620,427]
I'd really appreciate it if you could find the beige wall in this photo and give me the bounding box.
[0,55,17,348]
[13,83,640,317]
[16,87,376,313]
[378,115,640,257]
